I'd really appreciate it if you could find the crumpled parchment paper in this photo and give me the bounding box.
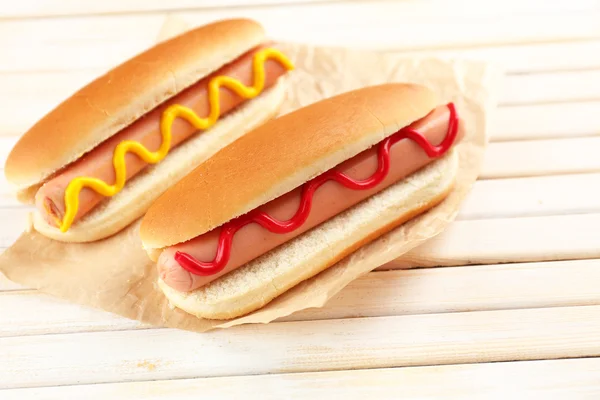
[0,19,501,332]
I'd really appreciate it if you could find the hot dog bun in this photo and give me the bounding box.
[141,83,438,251]
[157,150,458,320]
[6,19,265,191]
[33,82,287,242]
[4,18,290,242]
[140,83,461,319]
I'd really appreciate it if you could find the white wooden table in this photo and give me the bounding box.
[2,0,600,398]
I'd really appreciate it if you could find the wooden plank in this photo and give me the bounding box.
[2,259,600,336]
[392,213,600,268]
[0,291,146,336]
[0,176,21,207]
[4,38,600,76]
[0,41,148,73]
[0,137,16,166]
[2,0,597,19]
[0,208,30,248]
[1,8,599,72]
[0,273,24,291]
[137,7,600,51]
[2,305,600,388]
[3,70,600,137]
[3,358,599,400]
[0,0,334,18]
[286,260,600,321]
[458,173,600,220]
[399,39,600,74]
[491,101,600,141]
[0,71,96,137]
[501,69,600,105]
[481,137,600,178]
[18,66,600,109]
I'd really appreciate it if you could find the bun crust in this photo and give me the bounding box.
[141,83,438,250]
[158,150,458,320]
[31,81,287,242]
[5,18,265,190]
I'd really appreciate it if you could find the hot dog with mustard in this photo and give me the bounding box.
[5,19,294,242]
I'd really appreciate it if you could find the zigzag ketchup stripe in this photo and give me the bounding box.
[175,102,459,276]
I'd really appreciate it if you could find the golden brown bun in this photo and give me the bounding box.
[30,82,287,242]
[5,18,265,190]
[141,83,438,250]
[158,150,458,320]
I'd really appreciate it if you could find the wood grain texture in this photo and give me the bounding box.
[1,259,600,336]
[0,290,146,336]
[4,37,600,75]
[457,173,600,219]
[481,137,600,178]
[1,5,600,73]
[2,305,600,389]
[0,273,23,291]
[0,178,21,207]
[3,68,600,136]
[0,208,29,248]
[3,0,597,18]
[1,0,600,395]
[501,69,600,105]
[0,137,16,165]
[393,213,600,268]
[3,358,599,400]
[399,39,600,74]
[491,101,600,141]
[0,0,332,18]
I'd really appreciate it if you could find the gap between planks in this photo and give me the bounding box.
[492,101,600,142]
[2,357,599,400]
[3,37,600,75]
[2,0,598,19]
[2,69,600,134]
[499,69,600,106]
[0,259,599,337]
[0,0,346,19]
[2,304,600,388]
[482,137,600,178]
[389,212,600,269]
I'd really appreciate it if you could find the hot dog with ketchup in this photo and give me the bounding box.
[5,19,294,242]
[141,84,465,320]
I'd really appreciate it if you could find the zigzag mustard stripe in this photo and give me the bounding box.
[59,48,294,232]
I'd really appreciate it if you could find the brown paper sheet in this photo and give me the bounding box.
[0,36,501,332]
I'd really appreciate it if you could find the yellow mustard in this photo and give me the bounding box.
[58,48,294,232]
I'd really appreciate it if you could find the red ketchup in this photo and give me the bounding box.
[175,103,459,275]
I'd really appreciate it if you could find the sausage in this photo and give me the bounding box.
[158,105,465,292]
[35,44,290,228]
